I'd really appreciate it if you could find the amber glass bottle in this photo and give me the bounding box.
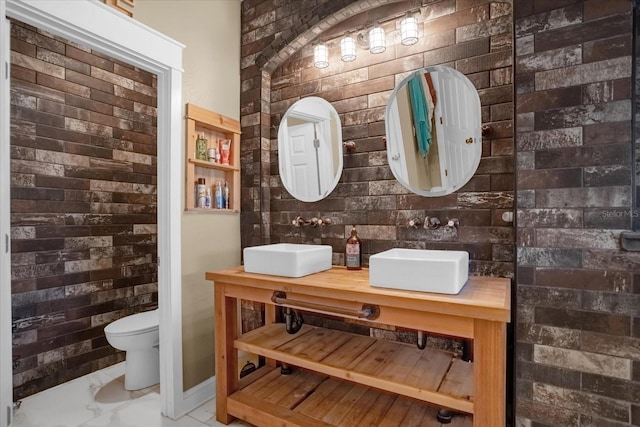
[345,225,362,270]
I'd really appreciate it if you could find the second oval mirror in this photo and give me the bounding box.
[385,65,482,197]
[278,97,343,202]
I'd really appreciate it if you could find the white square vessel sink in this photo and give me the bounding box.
[243,243,332,278]
[369,248,469,294]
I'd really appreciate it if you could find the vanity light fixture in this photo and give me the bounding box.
[340,33,356,62]
[314,10,421,68]
[400,12,419,46]
[313,43,329,69]
[369,23,386,54]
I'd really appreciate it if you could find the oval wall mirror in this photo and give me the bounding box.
[385,65,482,197]
[278,96,343,202]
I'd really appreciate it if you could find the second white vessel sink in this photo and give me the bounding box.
[369,248,469,294]
[243,243,332,278]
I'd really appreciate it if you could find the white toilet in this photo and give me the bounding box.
[104,309,159,390]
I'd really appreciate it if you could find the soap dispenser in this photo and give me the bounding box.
[345,225,362,270]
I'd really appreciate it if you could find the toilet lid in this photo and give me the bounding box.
[104,309,158,335]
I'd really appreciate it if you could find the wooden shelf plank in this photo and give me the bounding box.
[277,327,353,361]
[440,358,474,401]
[184,207,238,214]
[188,157,239,172]
[343,389,397,426]
[405,346,453,391]
[319,382,368,425]
[377,397,414,427]
[320,334,375,367]
[401,402,435,426]
[293,377,344,418]
[228,367,472,427]
[239,322,314,349]
[229,391,330,427]
[186,103,241,134]
[235,323,474,414]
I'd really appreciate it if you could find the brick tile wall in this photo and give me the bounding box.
[10,20,158,399]
[241,0,514,280]
[515,1,639,426]
[242,0,640,425]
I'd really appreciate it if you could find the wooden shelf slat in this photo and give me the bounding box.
[188,157,239,172]
[405,346,453,390]
[440,358,474,401]
[228,367,472,427]
[235,323,474,414]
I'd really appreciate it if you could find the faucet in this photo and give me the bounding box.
[291,216,306,227]
[310,217,331,227]
[292,216,331,227]
[424,216,441,230]
[407,217,422,228]
[444,218,459,230]
[423,217,459,230]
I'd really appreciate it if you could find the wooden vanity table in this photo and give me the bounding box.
[206,266,510,427]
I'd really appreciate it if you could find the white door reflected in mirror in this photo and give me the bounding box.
[385,66,482,197]
[278,97,343,202]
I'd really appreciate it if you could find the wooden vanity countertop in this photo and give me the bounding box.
[207,266,511,323]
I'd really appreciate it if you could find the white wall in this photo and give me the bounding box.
[134,0,241,390]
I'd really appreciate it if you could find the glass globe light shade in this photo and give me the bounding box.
[313,44,329,69]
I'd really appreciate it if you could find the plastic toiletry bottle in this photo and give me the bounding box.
[205,187,212,208]
[196,178,207,208]
[196,133,207,161]
[219,139,231,165]
[345,225,362,270]
[223,181,229,209]
[215,181,223,209]
[207,146,217,163]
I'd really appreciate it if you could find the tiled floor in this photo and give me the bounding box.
[11,362,252,427]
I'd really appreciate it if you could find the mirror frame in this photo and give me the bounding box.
[278,96,344,202]
[385,65,482,197]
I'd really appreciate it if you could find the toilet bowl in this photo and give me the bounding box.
[104,309,159,390]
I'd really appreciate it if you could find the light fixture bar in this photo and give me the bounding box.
[312,7,421,68]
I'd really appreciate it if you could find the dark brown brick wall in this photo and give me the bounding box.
[240,0,514,280]
[515,1,638,426]
[241,0,640,425]
[10,20,158,400]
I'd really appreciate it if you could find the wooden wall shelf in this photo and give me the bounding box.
[185,103,241,213]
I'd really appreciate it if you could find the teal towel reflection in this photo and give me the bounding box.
[408,75,431,157]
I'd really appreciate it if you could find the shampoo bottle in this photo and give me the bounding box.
[345,225,362,270]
